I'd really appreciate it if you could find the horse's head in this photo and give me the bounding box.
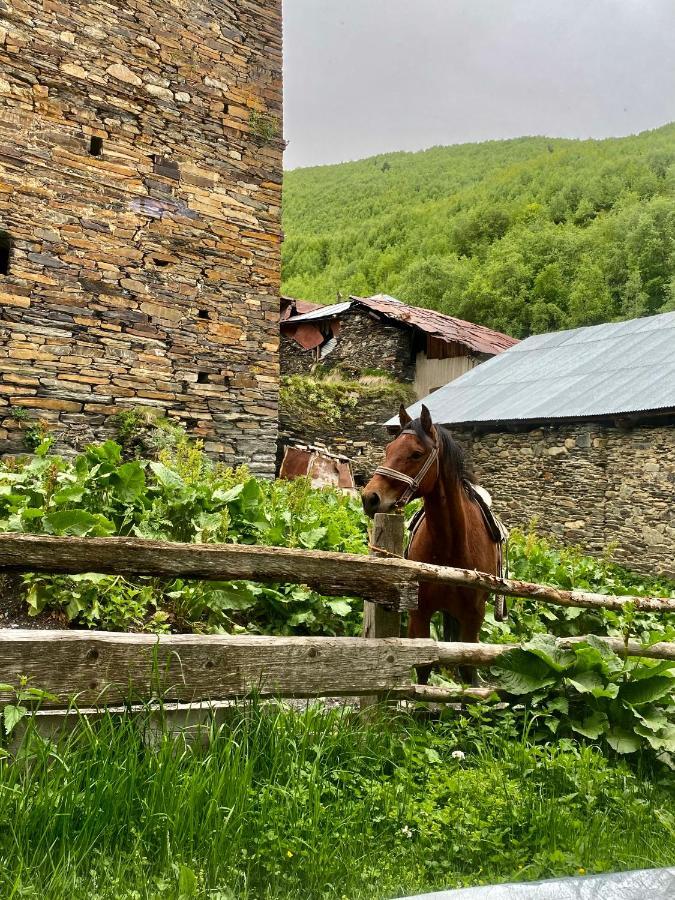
[361,404,439,517]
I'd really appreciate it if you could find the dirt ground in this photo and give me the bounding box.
[0,574,69,630]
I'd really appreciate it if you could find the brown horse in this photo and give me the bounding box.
[361,404,499,683]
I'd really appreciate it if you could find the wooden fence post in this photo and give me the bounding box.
[362,513,406,709]
[363,513,405,639]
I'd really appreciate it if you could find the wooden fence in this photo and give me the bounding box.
[0,516,674,710]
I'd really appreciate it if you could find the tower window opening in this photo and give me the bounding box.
[198,309,210,320]
[197,372,209,384]
[0,233,10,276]
[89,136,104,156]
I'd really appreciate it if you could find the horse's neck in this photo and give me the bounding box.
[423,472,469,554]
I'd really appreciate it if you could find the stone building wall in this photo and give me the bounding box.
[281,307,415,381]
[452,422,675,579]
[0,0,283,476]
[279,390,401,485]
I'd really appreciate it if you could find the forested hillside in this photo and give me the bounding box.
[282,124,675,337]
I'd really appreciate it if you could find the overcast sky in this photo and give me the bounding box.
[282,0,675,170]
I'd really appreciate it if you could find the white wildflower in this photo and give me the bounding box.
[400,825,413,839]
[451,750,466,760]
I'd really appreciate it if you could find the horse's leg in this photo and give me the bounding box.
[442,611,460,643]
[408,606,433,685]
[457,592,487,687]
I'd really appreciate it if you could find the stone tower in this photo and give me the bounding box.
[0,0,283,476]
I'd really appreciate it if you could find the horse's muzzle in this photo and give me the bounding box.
[361,490,381,518]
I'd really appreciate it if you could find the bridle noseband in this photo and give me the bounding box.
[374,431,439,509]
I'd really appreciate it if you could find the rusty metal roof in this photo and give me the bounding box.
[282,294,518,357]
[353,295,519,356]
[280,296,324,321]
[390,311,675,428]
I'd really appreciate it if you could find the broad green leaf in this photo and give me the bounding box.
[3,704,27,735]
[656,724,675,752]
[633,724,674,752]
[565,671,619,698]
[203,584,257,611]
[86,441,122,465]
[572,637,624,675]
[66,596,88,620]
[524,634,575,672]
[619,676,675,706]
[21,507,44,521]
[43,510,115,537]
[491,649,557,694]
[606,727,641,754]
[632,705,669,732]
[212,483,245,504]
[111,462,146,502]
[327,599,352,617]
[177,864,198,898]
[52,483,86,505]
[569,711,609,739]
[149,462,185,491]
[628,659,675,681]
[545,696,569,714]
[298,527,327,549]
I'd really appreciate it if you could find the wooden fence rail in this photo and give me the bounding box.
[2,532,675,614]
[1,630,674,709]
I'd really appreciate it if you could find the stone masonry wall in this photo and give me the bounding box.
[281,307,415,382]
[0,0,283,477]
[453,423,675,579]
[279,396,395,486]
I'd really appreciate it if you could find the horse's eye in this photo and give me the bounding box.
[410,451,424,460]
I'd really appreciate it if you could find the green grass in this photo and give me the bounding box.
[1,703,673,899]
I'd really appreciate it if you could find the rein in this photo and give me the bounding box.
[374,444,439,509]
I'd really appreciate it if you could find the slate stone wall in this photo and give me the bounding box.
[279,398,395,486]
[281,307,415,381]
[0,0,283,477]
[452,422,675,579]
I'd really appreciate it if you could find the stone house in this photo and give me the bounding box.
[395,312,675,578]
[0,0,283,477]
[281,294,517,398]
[279,294,516,482]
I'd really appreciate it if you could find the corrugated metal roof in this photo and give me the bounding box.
[284,301,352,323]
[388,312,675,427]
[280,296,327,321]
[283,294,518,356]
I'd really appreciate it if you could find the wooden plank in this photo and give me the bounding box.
[0,533,416,610]
[1,532,674,615]
[393,684,500,703]
[437,637,675,666]
[0,630,438,708]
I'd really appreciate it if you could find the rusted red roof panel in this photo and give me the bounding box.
[352,294,519,356]
[280,296,323,321]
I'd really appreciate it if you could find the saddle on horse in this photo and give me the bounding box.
[406,482,509,622]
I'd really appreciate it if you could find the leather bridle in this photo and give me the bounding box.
[374,434,439,509]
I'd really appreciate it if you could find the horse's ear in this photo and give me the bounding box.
[420,404,433,436]
[398,404,412,429]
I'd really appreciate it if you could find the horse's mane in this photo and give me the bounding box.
[405,419,475,487]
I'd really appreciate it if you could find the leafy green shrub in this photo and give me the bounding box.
[491,634,675,757]
[0,440,369,635]
[482,526,675,646]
